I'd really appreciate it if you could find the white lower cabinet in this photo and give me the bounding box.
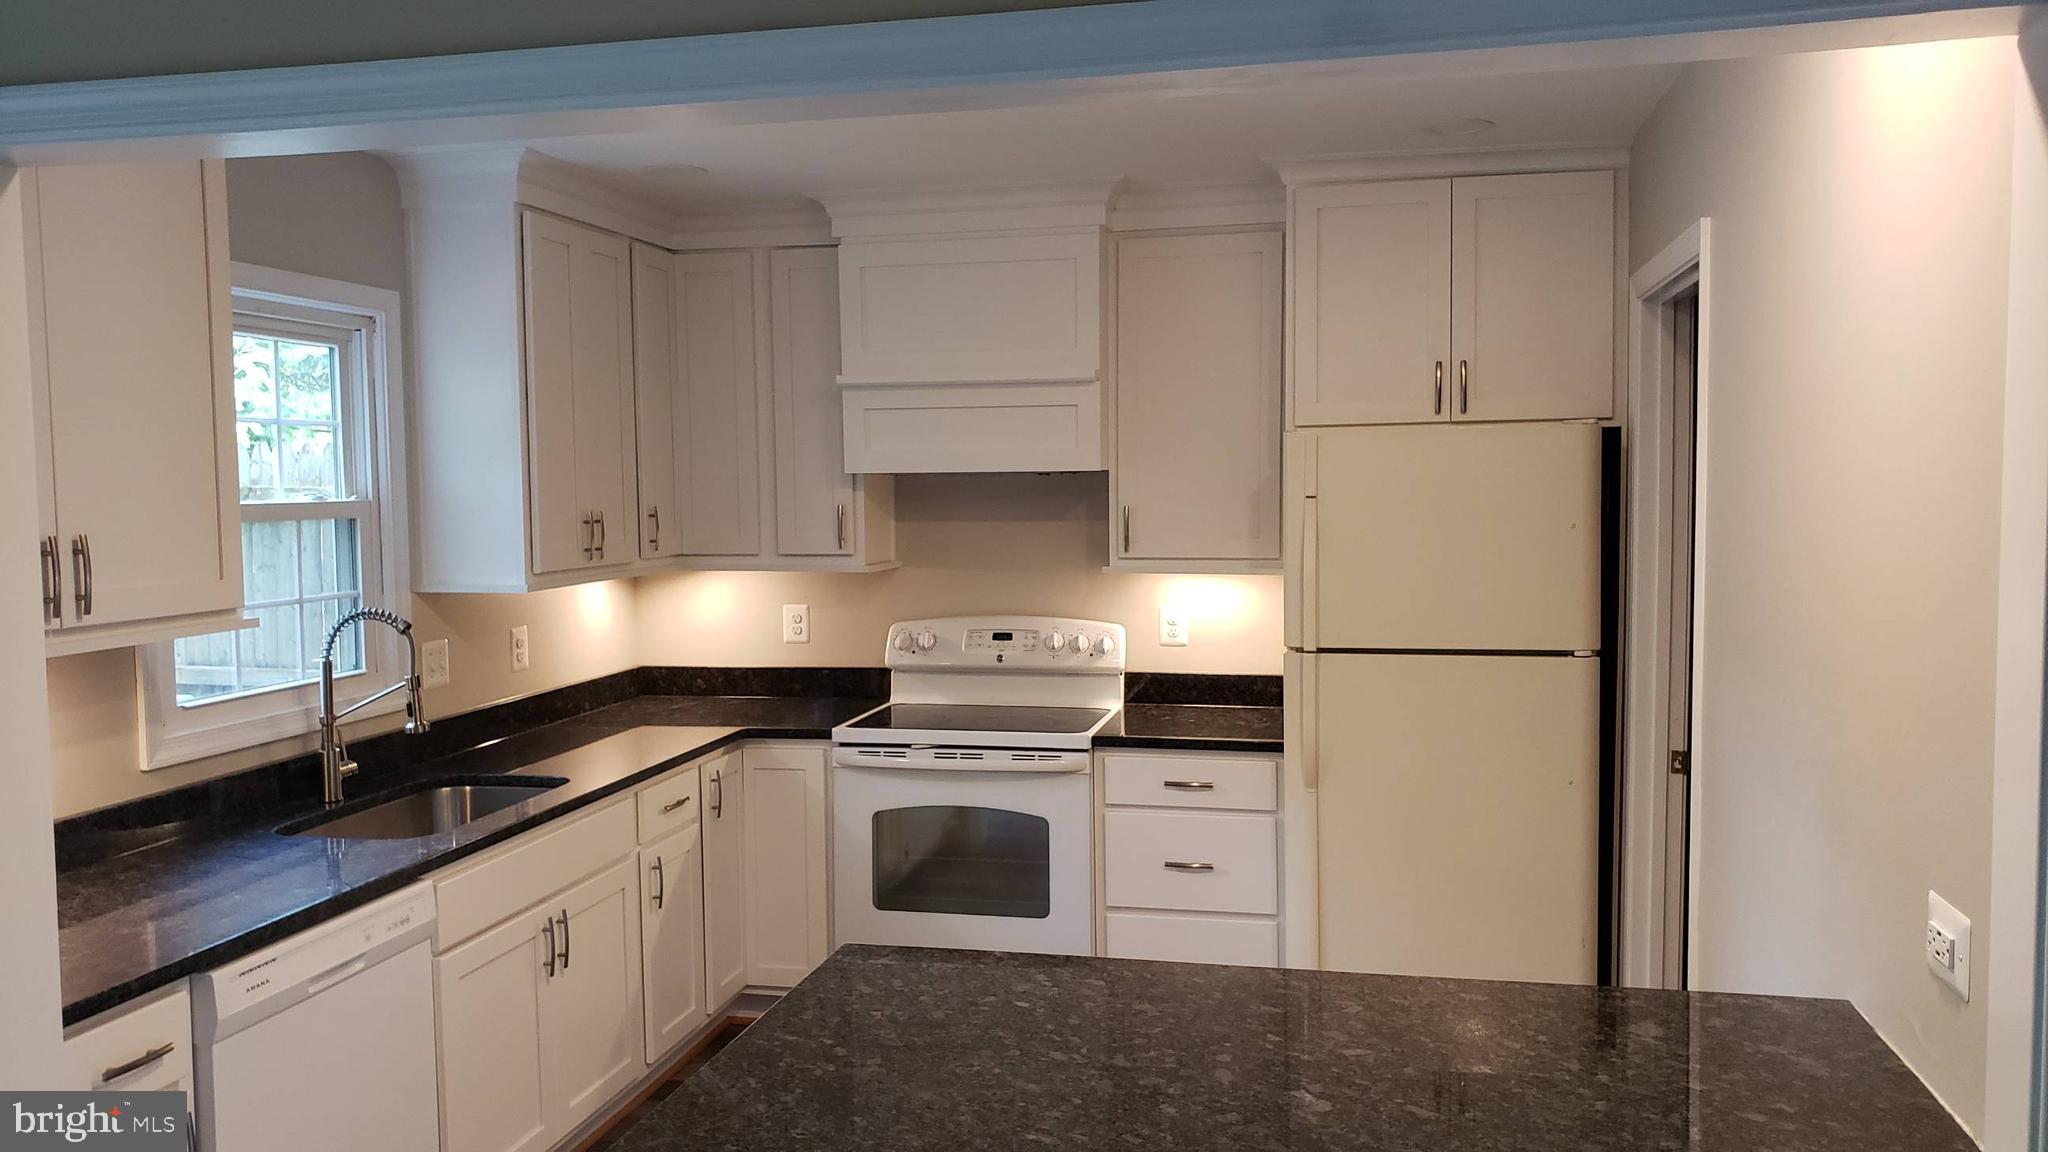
[743,744,831,988]
[1099,752,1284,968]
[434,804,643,1152]
[639,823,706,1062]
[702,750,749,1009]
[64,982,196,1095]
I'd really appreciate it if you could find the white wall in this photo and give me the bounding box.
[1630,38,2015,1134]
[1985,13,2048,1151]
[0,167,68,1082]
[636,472,1284,673]
[44,153,644,818]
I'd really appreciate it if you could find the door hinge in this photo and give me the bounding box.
[1669,750,1690,776]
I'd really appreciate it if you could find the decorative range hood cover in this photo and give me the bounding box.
[820,184,1116,474]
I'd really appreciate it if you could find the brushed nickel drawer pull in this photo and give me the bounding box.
[660,796,691,814]
[1162,780,1215,791]
[1163,861,1216,872]
[101,1042,174,1084]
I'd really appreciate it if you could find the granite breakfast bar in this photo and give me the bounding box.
[610,946,1977,1152]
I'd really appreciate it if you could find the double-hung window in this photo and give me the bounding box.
[141,267,408,768]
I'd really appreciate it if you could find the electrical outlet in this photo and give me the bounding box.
[1926,890,1971,1001]
[421,639,451,689]
[783,604,811,644]
[510,625,530,673]
[1159,604,1189,647]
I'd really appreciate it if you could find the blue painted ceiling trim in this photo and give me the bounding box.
[0,0,2014,147]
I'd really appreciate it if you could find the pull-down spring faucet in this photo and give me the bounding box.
[319,608,431,807]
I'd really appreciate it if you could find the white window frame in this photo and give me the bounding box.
[139,263,412,770]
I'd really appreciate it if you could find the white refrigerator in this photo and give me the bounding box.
[1286,422,1603,984]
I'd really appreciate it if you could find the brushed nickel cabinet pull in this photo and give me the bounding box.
[1162,780,1215,791]
[1163,861,1216,872]
[542,916,557,977]
[593,510,606,559]
[1458,360,1470,415]
[1434,360,1444,415]
[651,856,666,910]
[557,909,570,971]
[72,534,93,617]
[581,514,594,561]
[835,502,847,550]
[661,795,691,814]
[710,769,723,818]
[39,535,58,623]
[647,506,661,551]
[101,1042,174,1084]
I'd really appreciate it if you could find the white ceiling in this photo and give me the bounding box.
[524,56,1683,213]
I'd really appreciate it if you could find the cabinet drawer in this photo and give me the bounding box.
[1105,912,1279,968]
[64,983,193,1091]
[637,763,702,844]
[1102,754,1277,811]
[1104,810,1277,915]
[435,799,636,949]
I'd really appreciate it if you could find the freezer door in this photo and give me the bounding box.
[1313,651,1600,984]
[1299,422,1601,651]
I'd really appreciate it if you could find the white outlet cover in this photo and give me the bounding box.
[783,604,811,644]
[1927,890,1971,1001]
[421,639,451,689]
[510,625,530,673]
[1159,604,1189,647]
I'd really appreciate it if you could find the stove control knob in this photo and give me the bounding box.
[1070,632,1090,655]
[893,630,915,653]
[1046,631,1066,653]
[916,629,938,652]
[1095,634,1117,658]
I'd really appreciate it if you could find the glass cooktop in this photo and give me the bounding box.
[846,704,1112,735]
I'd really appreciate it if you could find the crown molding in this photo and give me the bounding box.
[1271,144,1632,187]
[670,199,835,250]
[1109,180,1285,232]
[515,151,675,245]
[820,180,1120,239]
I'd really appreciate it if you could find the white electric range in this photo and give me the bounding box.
[831,616,1125,956]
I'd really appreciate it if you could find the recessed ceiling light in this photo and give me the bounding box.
[638,163,711,179]
[1425,117,1497,137]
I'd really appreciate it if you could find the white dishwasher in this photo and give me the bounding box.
[192,882,440,1152]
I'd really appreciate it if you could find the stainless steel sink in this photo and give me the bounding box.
[282,776,568,840]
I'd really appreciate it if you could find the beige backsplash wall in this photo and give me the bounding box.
[635,472,1284,673]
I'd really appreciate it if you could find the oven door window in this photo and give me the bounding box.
[872,805,1051,919]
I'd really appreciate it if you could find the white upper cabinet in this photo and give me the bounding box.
[771,247,893,563]
[1289,170,1614,427]
[1450,171,1616,423]
[631,245,760,559]
[23,160,243,652]
[522,210,637,575]
[1290,180,1452,427]
[835,231,1103,385]
[1113,230,1282,568]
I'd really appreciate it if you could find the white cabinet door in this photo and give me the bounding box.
[639,824,706,1063]
[701,750,749,1008]
[538,855,643,1142]
[1450,171,1615,422]
[522,211,636,575]
[743,745,830,988]
[1298,423,1601,652]
[1312,651,1600,985]
[770,248,855,557]
[1115,230,1282,564]
[1289,180,1451,427]
[435,911,551,1152]
[32,161,238,627]
[633,245,760,559]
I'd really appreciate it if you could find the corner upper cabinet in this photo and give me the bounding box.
[18,160,245,654]
[1112,230,1282,568]
[1288,170,1614,427]
[401,154,642,592]
[631,245,760,559]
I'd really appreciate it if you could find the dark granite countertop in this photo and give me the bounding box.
[1097,703,1283,752]
[612,946,1975,1152]
[55,694,877,1026]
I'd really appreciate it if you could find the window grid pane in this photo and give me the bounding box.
[174,515,364,708]
[236,329,345,505]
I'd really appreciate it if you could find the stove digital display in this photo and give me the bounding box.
[964,628,1040,652]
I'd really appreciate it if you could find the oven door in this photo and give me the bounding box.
[832,759,1093,955]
